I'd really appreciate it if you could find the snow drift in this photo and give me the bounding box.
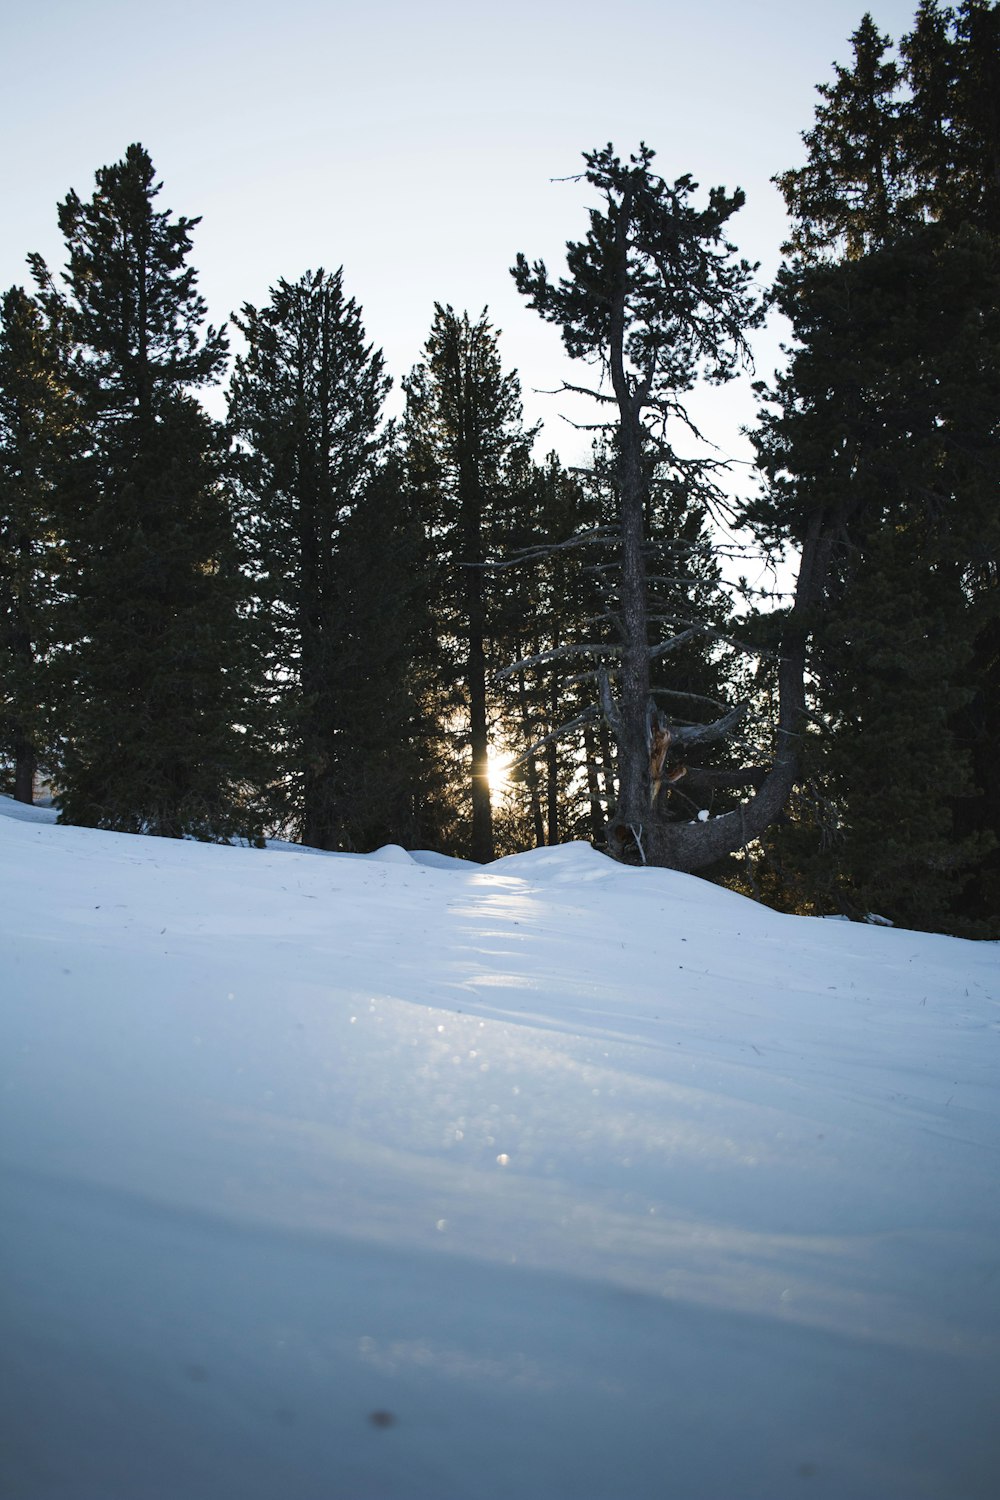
[1,798,998,1498]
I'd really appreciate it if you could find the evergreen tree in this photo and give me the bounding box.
[513,145,779,871]
[327,451,454,851]
[777,13,907,259]
[903,0,1000,234]
[0,286,77,801]
[30,145,249,838]
[404,305,535,863]
[751,3,1000,933]
[491,452,604,850]
[230,268,438,849]
[496,442,748,852]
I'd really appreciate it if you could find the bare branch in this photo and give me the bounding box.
[568,466,613,482]
[554,379,618,404]
[481,526,616,571]
[564,667,618,688]
[556,414,618,432]
[509,706,601,768]
[649,687,729,710]
[598,668,623,737]
[648,626,704,660]
[496,642,620,681]
[653,619,778,661]
[668,699,751,751]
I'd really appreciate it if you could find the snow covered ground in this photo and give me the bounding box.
[1,795,998,1499]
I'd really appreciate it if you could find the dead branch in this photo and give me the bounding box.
[481,526,616,571]
[508,706,601,768]
[649,687,729,710]
[652,620,778,662]
[495,642,620,681]
[648,627,705,660]
[667,699,751,750]
[598,668,623,737]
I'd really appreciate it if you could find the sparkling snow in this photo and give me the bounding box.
[1,797,998,1498]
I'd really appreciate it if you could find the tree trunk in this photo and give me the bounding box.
[13,731,35,804]
[515,672,545,847]
[614,416,652,838]
[582,720,607,844]
[465,531,494,864]
[10,539,37,805]
[598,720,616,816]
[525,755,545,847]
[459,386,494,864]
[643,512,833,871]
[606,179,652,841]
[545,678,560,844]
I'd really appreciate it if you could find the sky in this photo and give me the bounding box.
[4,0,923,475]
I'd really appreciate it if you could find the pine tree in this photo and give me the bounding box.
[0,286,77,802]
[229,268,436,849]
[751,4,1000,933]
[489,452,604,850]
[496,442,748,851]
[29,145,250,838]
[404,305,535,863]
[777,14,907,260]
[903,0,1000,234]
[327,451,454,851]
[513,145,780,871]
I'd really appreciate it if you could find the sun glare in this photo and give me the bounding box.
[487,747,513,796]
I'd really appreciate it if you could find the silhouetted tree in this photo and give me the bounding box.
[0,286,77,801]
[404,305,535,862]
[31,144,250,838]
[513,144,782,870]
[751,3,1000,933]
[230,268,441,849]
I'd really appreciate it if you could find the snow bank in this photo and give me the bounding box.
[1,799,998,1498]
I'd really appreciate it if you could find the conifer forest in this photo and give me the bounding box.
[2,1,998,937]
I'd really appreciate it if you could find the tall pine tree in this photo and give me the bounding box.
[404,306,535,863]
[513,145,778,871]
[491,452,604,851]
[230,268,439,850]
[0,286,77,802]
[751,3,1000,932]
[30,145,250,838]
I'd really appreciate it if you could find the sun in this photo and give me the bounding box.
[486,747,514,795]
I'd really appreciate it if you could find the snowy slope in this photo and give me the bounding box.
[1,797,998,1499]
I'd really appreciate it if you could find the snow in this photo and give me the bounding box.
[1,797,998,1499]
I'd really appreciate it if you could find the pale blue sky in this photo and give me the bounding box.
[4,0,922,467]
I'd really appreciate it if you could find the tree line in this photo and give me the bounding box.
[2,0,997,936]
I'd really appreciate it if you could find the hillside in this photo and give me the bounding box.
[1,797,998,1499]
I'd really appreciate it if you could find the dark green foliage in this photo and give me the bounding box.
[230,268,440,850]
[778,1,1000,259]
[819,527,988,928]
[751,3,1000,934]
[31,145,251,839]
[56,397,253,838]
[512,145,760,391]
[35,145,228,414]
[777,13,905,259]
[643,470,746,814]
[903,0,1000,234]
[404,305,536,862]
[0,286,77,801]
[491,452,606,850]
[328,454,454,852]
[513,145,770,869]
